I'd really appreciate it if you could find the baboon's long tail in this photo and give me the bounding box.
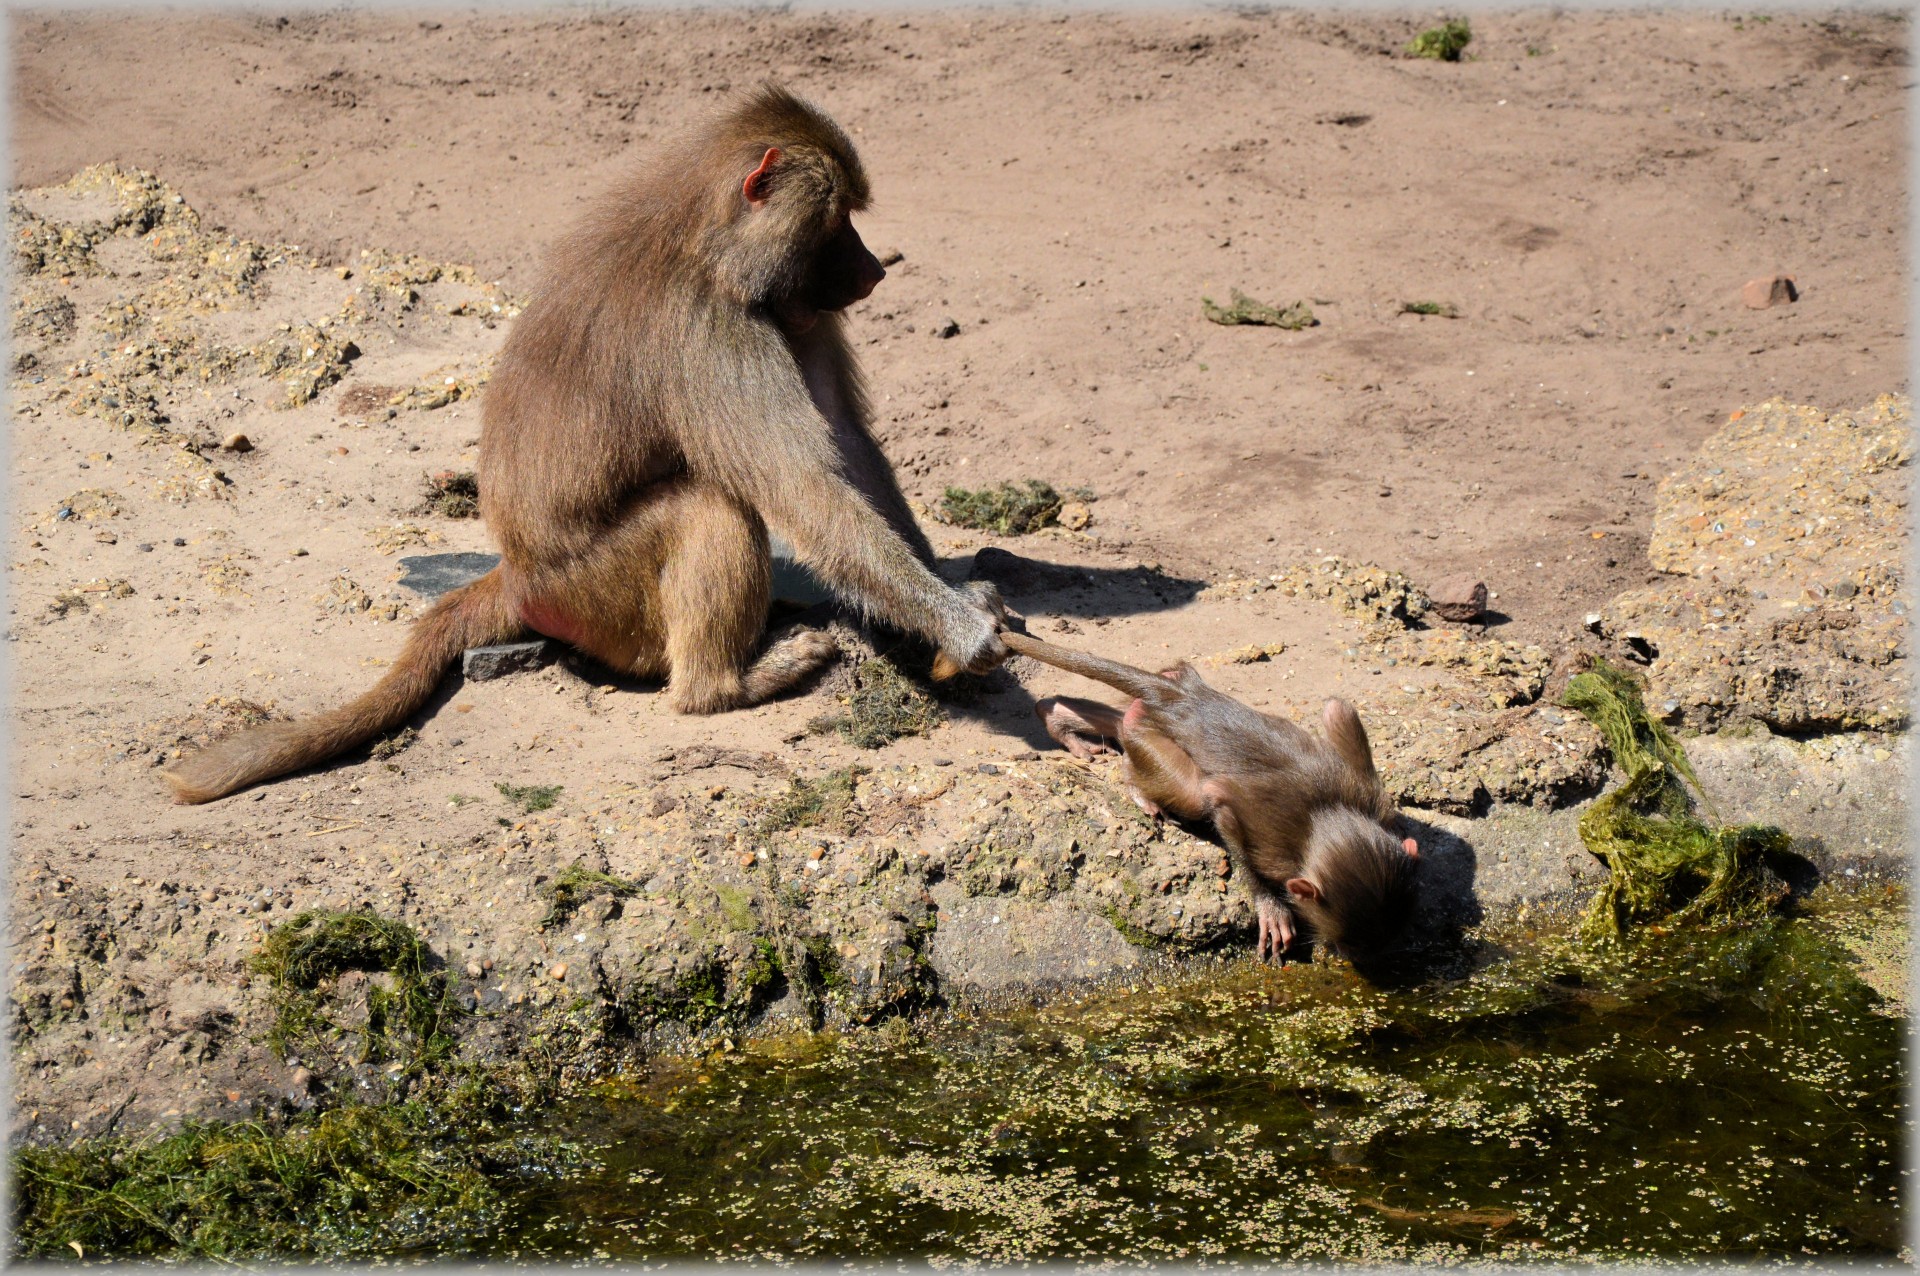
[1000,630,1175,703]
[164,569,523,804]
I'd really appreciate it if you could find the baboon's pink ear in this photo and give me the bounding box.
[1403,837,1420,860]
[1284,877,1322,903]
[743,148,782,205]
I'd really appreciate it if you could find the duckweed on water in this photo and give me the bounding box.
[11,894,1903,1262]
[495,892,1903,1264]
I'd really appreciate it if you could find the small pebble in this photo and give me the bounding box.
[172,537,186,547]
[221,432,253,452]
[1740,274,1798,309]
[548,961,568,981]
[137,543,153,552]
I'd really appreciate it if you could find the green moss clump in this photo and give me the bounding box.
[540,865,640,930]
[1561,660,1791,942]
[250,910,454,1069]
[939,480,1067,534]
[1200,291,1317,329]
[419,469,480,518]
[1408,17,1472,60]
[1400,300,1460,317]
[10,1077,563,1261]
[497,781,563,813]
[757,766,868,836]
[809,659,944,749]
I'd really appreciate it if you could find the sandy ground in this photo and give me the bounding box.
[5,9,1910,1141]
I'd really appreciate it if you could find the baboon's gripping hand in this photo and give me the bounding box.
[930,581,1007,679]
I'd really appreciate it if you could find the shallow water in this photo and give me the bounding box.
[494,897,1906,1264]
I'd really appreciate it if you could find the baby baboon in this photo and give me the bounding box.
[1004,631,1420,963]
[166,86,1003,804]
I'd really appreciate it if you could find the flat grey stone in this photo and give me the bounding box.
[397,552,501,599]
[462,640,554,681]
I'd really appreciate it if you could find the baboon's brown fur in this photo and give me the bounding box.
[1004,631,1419,963]
[166,86,1003,804]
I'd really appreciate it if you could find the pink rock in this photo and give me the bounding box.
[1429,576,1488,622]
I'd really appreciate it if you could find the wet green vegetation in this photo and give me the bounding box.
[1202,290,1318,329]
[1562,661,1794,941]
[502,894,1905,1263]
[938,479,1069,534]
[808,657,944,748]
[251,909,456,1071]
[12,1076,573,1261]
[496,781,563,813]
[1409,17,1473,60]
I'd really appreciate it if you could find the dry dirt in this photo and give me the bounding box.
[6,8,1911,1141]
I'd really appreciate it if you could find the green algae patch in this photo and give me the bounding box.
[1561,661,1791,942]
[1201,290,1318,329]
[497,781,563,813]
[10,1077,570,1262]
[540,865,640,931]
[939,479,1069,534]
[810,659,944,748]
[251,910,455,1070]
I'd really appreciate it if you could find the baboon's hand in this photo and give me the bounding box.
[932,581,1007,679]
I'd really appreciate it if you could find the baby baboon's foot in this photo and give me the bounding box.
[1127,785,1165,819]
[742,627,840,703]
[1036,696,1121,758]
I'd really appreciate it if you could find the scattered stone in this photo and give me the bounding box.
[1057,499,1093,531]
[547,961,568,981]
[314,576,373,615]
[1217,642,1287,665]
[1429,576,1489,622]
[933,317,961,339]
[220,432,253,453]
[878,249,905,267]
[288,1066,313,1094]
[1741,275,1798,309]
[461,640,554,681]
[465,961,484,979]
[396,551,500,599]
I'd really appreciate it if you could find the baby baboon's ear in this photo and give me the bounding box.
[1322,697,1379,784]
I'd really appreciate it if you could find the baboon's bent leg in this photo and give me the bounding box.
[657,484,837,712]
[1035,695,1124,758]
